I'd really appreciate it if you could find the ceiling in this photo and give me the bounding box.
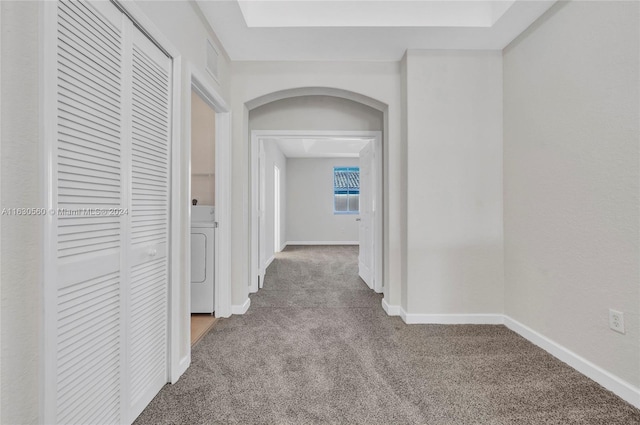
[196,0,557,61]
[266,137,373,158]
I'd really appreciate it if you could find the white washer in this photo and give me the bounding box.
[191,206,215,313]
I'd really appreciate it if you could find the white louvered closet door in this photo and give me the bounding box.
[127,21,172,423]
[47,1,172,424]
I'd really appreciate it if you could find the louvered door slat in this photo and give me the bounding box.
[131,89,168,116]
[132,162,168,178]
[56,272,120,424]
[57,41,120,90]
[57,16,120,65]
[132,162,167,176]
[59,178,120,193]
[58,64,120,106]
[58,81,121,121]
[58,120,120,150]
[132,123,169,144]
[133,76,167,108]
[59,104,120,137]
[58,357,119,408]
[57,75,119,113]
[59,155,120,176]
[132,51,168,79]
[58,325,119,377]
[59,3,120,58]
[57,12,121,74]
[58,131,120,158]
[132,126,169,147]
[132,99,169,128]
[58,147,120,171]
[131,180,166,191]
[59,172,120,188]
[132,143,168,162]
[132,62,168,99]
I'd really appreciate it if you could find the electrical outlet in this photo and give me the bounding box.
[609,309,625,334]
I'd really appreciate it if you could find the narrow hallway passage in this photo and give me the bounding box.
[135,246,640,425]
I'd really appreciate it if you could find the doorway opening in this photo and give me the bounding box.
[250,131,383,294]
[186,68,232,356]
[189,87,217,344]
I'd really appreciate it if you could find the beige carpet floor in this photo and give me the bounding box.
[135,245,640,424]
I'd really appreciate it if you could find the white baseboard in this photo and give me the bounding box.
[381,301,503,325]
[404,313,504,325]
[171,355,190,384]
[231,298,251,315]
[264,255,275,270]
[358,262,373,290]
[285,241,359,246]
[381,298,401,316]
[504,316,640,409]
[378,304,640,409]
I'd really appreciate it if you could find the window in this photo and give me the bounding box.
[334,167,360,214]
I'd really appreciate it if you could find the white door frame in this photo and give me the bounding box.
[187,66,232,323]
[250,137,266,292]
[250,130,383,294]
[273,165,281,254]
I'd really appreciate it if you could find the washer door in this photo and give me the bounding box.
[191,228,215,313]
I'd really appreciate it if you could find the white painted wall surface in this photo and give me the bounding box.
[504,0,640,388]
[231,61,403,307]
[405,50,504,315]
[263,142,287,263]
[286,158,360,244]
[0,3,41,423]
[250,95,383,131]
[134,1,230,101]
[191,89,216,206]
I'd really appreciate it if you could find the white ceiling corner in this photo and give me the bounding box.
[267,137,373,158]
[196,0,557,61]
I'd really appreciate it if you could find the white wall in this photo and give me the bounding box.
[504,0,639,389]
[191,89,216,206]
[134,1,230,101]
[231,61,403,307]
[0,3,41,423]
[262,142,287,265]
[286,158,360,244]
[250,95,383,131]
[404,50,504,315]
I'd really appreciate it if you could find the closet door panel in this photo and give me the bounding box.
[52,2,125,424]
[127,26,172,420]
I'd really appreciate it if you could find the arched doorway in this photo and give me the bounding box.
[245,88,388,299]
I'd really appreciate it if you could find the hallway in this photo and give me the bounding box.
[135,246,640,424]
